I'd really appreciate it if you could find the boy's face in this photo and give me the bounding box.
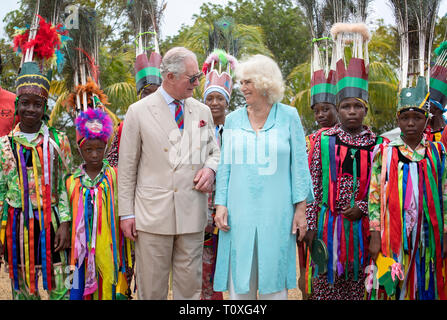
[80,139,106,169]
[337,97,367,132]
[312,102,338,128]
[17,93,45,132]
[397,110,427,140]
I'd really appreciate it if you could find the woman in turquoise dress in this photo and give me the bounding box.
[213,54,314,299]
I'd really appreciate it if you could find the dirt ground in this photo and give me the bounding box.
[0,250,303,300]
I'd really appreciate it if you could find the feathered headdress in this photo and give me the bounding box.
[61,6,109,117]
[331,22,370,105]
[13,1,70,100]
[429,41,447,111]
[390,0,440,115]
[201,17,239,104]
[202,49,237,104]
[126,0,166,97]
[75,108,113,146]
[298,0,338,108]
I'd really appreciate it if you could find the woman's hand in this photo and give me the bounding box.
[292,201,307,242]
[214,205,230,232]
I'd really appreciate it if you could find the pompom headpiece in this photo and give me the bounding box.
[202,49,238,104]
[75,108,113,146]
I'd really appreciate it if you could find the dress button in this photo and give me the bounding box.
[174,188,178,192]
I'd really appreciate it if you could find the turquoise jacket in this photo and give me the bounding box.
[213,103,314,294]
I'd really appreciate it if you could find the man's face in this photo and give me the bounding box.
[205,91,227,122]
[171,57,201,100]
[17,93,45,132]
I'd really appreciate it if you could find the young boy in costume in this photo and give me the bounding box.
[0,11,72,300]
[300,37,338,299]
[368,77,447,300]
[305,22,385,300]
[66,108,131,300]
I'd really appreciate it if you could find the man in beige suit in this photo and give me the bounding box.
[118,47,220,300]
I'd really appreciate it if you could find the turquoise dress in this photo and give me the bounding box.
[213,103,314,294]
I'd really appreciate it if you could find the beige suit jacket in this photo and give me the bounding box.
[118,89,220,235]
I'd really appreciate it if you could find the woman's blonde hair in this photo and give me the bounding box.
[235,54,285,105]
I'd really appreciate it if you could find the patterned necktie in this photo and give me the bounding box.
[173,99,184,130]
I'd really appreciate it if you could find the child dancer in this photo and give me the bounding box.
[368,77,447,300]
[66,108,132,300]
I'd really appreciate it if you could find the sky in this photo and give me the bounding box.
[0,0,446,39]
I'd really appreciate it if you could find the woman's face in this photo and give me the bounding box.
[337,97,367,132]
[240,79,263,106]
[17,93,45,133]
[312,102,338,128]
[205,91,227,121]
[397,110,427,140]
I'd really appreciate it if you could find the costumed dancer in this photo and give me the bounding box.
[0,1,73,299]
[298,2,339,297]
[305,22,386,300]
[61,6,132,300]
[368,77,447,300]
[66,108,130,300]
[201,42,238,300]
[368,2,446,299]
[106,0,164,167]
[427,42,447,142]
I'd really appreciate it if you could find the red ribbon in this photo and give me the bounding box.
[387,147,402,256]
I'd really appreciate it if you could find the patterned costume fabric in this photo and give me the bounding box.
[66,159,133,300]
[306,124,382,300]
[368,135,447,300]
[201,125,223,300]
[0,122,73,299]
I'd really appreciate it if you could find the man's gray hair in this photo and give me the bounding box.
[160,47,197,78]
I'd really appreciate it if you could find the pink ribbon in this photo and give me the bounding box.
[391,263,404,281]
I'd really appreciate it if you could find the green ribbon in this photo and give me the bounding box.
[337,77,368,92]
[311,83,337,96]
[136,67,162,81]
[430,78,447,96]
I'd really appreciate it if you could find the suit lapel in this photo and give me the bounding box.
[148,90,182,149]
[174,98,195,169]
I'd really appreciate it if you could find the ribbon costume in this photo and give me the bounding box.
[0,1,73,300]
[305,22,385,300]
[66,109,130,300]
[367,3,447,299]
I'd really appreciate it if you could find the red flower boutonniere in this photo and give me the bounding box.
[199,120,207,128]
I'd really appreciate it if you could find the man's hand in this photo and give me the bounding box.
[54,221,71,252]
[214,205,230,232]
[193,167,215,193]
[121,218,137,241]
